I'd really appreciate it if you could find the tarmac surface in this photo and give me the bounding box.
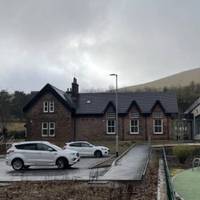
[0,157,108,182]
[101,144,150,181]
[0,144,150,182]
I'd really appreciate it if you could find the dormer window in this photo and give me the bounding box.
[43,101,54,113]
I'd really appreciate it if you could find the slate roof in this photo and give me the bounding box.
[185,97,200,114]
[76,92,178,114]
[23,83,178,115]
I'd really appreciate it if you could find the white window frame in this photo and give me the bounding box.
[106,119,116,135]
[49,122,55,137]
[42,122,49,137]
[41,122,55,137]
[49,101,54,113]
[43,101,49,113]
[130,119,139,134]
[153,119,163,134]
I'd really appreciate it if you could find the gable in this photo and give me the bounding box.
[151,100,165,113]
[127,101,141,113]
[23,84,74,113]
[103,101,116,113]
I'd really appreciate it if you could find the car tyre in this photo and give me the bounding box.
[94,150,102,158]
[56,158,68,169]
[12,158,24,171]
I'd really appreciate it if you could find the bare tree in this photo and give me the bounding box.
[0,90,11,141]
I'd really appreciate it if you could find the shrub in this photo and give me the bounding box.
[173,145,194,164]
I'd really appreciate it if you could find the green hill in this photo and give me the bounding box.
[121,67,200,91]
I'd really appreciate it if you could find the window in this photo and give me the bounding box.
[41,122,55,137]
[153,119,163,134]
[43,101,54,113]
[36,143,55,151]
[81,143,90,147]
[42,122,48,137]
[130,119,139,134]
[49,122,55,137]
[107,119,115,134]
[106,112,116,134]
[15,143,37,150]
[49,101,54,113]
[69,143,81,147]
[43,101,48,113]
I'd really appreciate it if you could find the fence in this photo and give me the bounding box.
[162,147,176,200]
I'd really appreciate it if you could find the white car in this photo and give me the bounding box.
[64,141,109,158]
[6,141,80,171]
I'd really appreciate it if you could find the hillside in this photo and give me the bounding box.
[121,67,200,91]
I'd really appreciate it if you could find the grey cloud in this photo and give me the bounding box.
[0,0,200,92]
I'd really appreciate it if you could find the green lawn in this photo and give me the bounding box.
[173,168,200,200]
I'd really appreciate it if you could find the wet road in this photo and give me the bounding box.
[0,157,108,182]
[101,144,150,181]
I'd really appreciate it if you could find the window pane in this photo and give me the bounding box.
[43,101,48,112]
[70,143,81,147]
[49,122,55,128]
[42,129,48,136]
[130,119,139,134]
[81,143,90,147]
[37,143,49,151]
[42,122,48,128]
[154,119,163,134]
[23,144,36,150]
[107,119,115,134]
[49,101,54,112]
[49,129,55,136]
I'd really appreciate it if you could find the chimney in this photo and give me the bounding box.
[71,77,79,102]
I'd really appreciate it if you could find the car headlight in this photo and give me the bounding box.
[101,148,108,151]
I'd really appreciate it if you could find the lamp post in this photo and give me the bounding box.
[110,73,119,157]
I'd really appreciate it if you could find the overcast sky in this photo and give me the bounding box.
[0,0,200,92]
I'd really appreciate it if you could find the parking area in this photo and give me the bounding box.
[0,157,109,182]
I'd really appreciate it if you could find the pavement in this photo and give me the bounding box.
[0,157,109,182]
[101,144,150,181]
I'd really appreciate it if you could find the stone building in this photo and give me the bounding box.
[23,78,178,144]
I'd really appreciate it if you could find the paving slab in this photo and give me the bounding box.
[101,144,150,181]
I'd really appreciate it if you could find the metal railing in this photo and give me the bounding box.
[162,147,176,200]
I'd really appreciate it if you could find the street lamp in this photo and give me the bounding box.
[110,73,119,157]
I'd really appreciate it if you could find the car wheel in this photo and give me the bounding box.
[94,150,102,158]
[56,158,68,169]
[12,158,24,171]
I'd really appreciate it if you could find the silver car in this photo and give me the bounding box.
[6,141,80,171]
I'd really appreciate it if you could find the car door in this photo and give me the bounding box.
[68,142,83,155]
[81,142,94,156]
[35,143,57,166]
[15,143,38,165]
